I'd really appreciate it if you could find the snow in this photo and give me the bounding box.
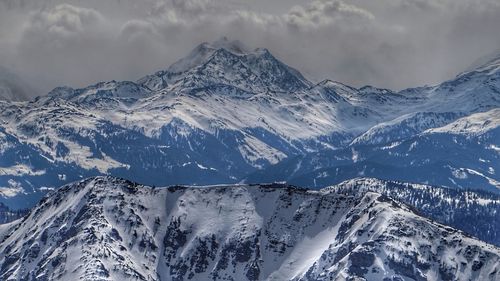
[465,168,500,189]
[0,179,25,197]
[0,38,498,205]
[56,141,128,173]
[267,226,339,280]
[490,144,500,153]
[238,135,287,167]
[1,176,498,281]
[0,164,45,176]
[1,39,498,157]
[426,108,500,135]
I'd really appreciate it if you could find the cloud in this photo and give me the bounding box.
[21,4,103,49]
[120,19,158,42]
[285,0,374,30]
[170,0,214,15]
[0,0,499,97]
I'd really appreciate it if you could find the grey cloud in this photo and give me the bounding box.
[0,0,499,98]
[0,65,35,101]
[285,0,374,30]
[120,19,158,42]
[170,0,214,15]
[21,4,104,48]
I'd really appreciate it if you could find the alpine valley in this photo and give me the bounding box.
[0,38,499,280]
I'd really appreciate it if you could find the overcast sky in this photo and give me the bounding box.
[1,0,500,95]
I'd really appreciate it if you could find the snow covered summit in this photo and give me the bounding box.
[0,176,498,281]
[0,40,499,210]
[139,37,312,93]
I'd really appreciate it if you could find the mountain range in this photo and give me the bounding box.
[0,38,499,280]
[0,176,498,281]
[0,38,498,210]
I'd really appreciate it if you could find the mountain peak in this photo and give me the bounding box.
[167,37,250,74]
[153,38,312,92]
[210,36,249,54]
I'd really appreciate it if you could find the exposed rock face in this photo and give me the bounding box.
[0,176,498,281]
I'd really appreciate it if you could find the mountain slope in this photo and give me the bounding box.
[247,108,500,193]
[425,108,500,136]
[329,178,500,246]
[0,176,498,281]
[0,40,499,208]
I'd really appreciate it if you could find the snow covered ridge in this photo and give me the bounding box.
[245,108,500,193]
[0,176,498,281]
[0,39,499,208]
[425,108,500,136]
[329,178,500,246]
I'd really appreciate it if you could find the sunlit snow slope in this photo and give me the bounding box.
[0,176,498,281]
[0,38,499,209]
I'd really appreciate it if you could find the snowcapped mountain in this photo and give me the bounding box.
[0,176,498,281]
[140,37,312,94]
[246,107,500,193]
[425,108,500,136]
[0,38,499,209]
[350,111,465,146]
[329,178,500,246]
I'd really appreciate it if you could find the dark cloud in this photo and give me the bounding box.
[0,0,499,97]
